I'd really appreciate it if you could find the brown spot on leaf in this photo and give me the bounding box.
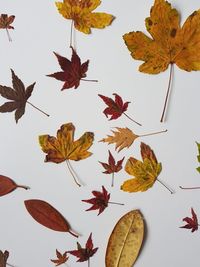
[170,28,177,38]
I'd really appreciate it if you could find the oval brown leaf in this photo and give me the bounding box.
[105,210,144,267]
[0,175,29,196]
[24,199,78,237]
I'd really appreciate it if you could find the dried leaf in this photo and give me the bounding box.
[68,233,98,262]
[196,142,200,173]
[51,250,69,266]
[105,210,144,267]
[0,14,15,41]
[0,250,9,267]
[0,175,29,196]
[121,142,162,192]
[180,208,198,233]
[0,69,49,123]
[39,122,94,186]
[55,0,114,34]
[123,0,200,121]
[47,47,97,90]
[24,199,78,237]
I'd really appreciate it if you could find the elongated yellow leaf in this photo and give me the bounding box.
[105,210,144,267]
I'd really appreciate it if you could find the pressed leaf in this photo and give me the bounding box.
[0,250,9,267]
[123,0,200,121]
[196,142,200,173]
[24,199,78,237]
[0,14,15,41]
[100,127,167,152]
[0,175,29,196]
[180,208,198,233]
[55,0,114,34]
[105,210,144,267]
[0,69,49,123]
[51,250,69,266]
[47,48,97,90]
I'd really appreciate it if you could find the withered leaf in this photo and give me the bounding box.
[180,208,199,233]
[24,199,78,237]
[0,14,15,41]
[51,250,69,266]
[105,210,144,267]
[0,250,9,267]
[0,69,49,123]
[0,175,29,196]
[39,122,94,187]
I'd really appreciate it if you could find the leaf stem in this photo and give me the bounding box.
[27,101,50,117]
[66,160,81,187]
[140,129,167,137]
[68,229,79,238]
[6,28,12,42]
[160,63,173,122]
[123,112,142,126]
[108,201,124,206]
[111,173,114,187]
[179,186,200,190]
[88,258,90,267]
[16,184,30,190]
[70,20,74,48]
[81,79,98,82]
[157,179,174,194]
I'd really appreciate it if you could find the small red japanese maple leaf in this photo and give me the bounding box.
[82,186,124,215]
[99,150,124,187]
[51,250,68,266]
[0,14,15,41]
[47,47,97,90]
[98,93,141,126]
[68,233,98,266]
[180,208,199,233]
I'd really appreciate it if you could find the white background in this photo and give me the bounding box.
[0,0,200,266]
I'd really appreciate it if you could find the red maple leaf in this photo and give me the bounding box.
[68,233,98,263]
[99,150,124,186]
[82,186,110,215]
[98,93,130,120]
[47,47,91,90]
[180,208,199,232]
[51,250,68,266]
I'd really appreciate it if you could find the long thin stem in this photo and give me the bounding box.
[70,20,74,48]
[81,79,98,82]
[140,129,167,137]
[108,201,124,206]
[16,184,30,190]
[6,28,12,42]
[111,173,114,187]
[157,179,174,194]
[123,112,142,126]
[27,101,50,117]
[88,258,90,267]
[179,186,200,190]
[160,63,173,122]
[68,229,79,238]
[66,160,81,187]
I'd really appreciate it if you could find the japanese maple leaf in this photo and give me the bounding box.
[68,233,98,264]
[0,69,49,123]
[123,0,200,122]
[47,47,97,90]
[51,250,69,266]
[121,142,173,193]
[99,150,124,186]
[82,186,110,215]
[55,0,114,34]
[180,208,199,233]
[0,14,15,41]
[39,122,94,187]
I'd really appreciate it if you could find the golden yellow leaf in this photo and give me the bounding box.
[123,0,200,73]
[105,210,144,267]
[55,0,114,34]
[121,142,162,193]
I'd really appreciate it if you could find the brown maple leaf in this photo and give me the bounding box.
[47,47,97,90]
[0,69,49,123]
[180,208,199,233]
[0,14,15,41]
[99,150,124,186]
[51,250,69,266]
[0,250,9,267]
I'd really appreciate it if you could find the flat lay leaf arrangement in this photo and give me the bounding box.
[0,0,199,266]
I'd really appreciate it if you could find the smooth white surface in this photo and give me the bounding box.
[0,1,200,266]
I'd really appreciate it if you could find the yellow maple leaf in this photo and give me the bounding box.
[39,123,94,186]
[123,0,200,121]
[121,142,173,193]
[55,0,114,34]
